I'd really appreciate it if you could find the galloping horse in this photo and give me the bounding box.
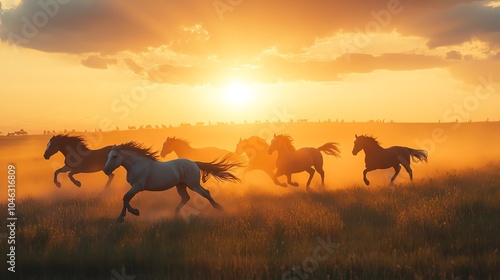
[43,135,114,188]
[235,136,277,181]
[161,137,242,163]
[268,134,341,189]
[103,142,241,222]
[352,135,428,185]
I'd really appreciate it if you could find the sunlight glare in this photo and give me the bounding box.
[485,1,500,7]
[224,83,253,106]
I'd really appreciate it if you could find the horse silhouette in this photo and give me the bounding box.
[103,142,241,222]
[268,134,341,189]
[235,136,277,181]
[43,135,114,188]
[161,137,243,163]
[352,134,428,186]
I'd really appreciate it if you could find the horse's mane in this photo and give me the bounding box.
[120,141,159,161]
[51,134,90,150]
[274,134,296,151]
[246,136,270,148]
[358,135,381,146]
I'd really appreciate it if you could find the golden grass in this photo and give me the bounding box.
[0,164,499,279]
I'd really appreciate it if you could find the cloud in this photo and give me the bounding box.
[81,54,117,69]
[0,0,486,58]
[2,0,499,86]
[446,50,463,60]
[123,58,144,75]
[422,2,500,49]
[128,52,449,85]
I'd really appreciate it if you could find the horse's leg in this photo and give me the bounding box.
[68,170,81,187]
[286,173,299,187]
[174,183,190,215]
[313,153,325,186]
[401,162,413,181]
[53,166,71,188]
[117,204,127,223]
[390,165,402,186]
[305,167,315,190]
[189,184,223,211]
[317,167,325,186]
[273,169,287,188]
[363,168,375,186]
[103,172,114,188]
[121,185,143,220]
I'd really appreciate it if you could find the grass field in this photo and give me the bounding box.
[1,123,499,279]
[1,163,499,279]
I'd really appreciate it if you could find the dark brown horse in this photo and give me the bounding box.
[268,134,341,189]
[43,135,114,188]
[352,135,428,186]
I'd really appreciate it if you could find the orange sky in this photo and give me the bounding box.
[1,0,500,134]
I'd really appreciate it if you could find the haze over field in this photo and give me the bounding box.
[0,122,499,279]
[1,122,499,201]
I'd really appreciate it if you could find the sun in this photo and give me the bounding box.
[223,82,253,106]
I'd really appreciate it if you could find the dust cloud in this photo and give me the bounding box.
[1,122,499,208]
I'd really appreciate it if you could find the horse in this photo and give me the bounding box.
[268,134,341,189]
[103,142,241,222]
[161,136,243,163]
[352,134,428,186]
[235,136,277,181]
[43,135,114,188]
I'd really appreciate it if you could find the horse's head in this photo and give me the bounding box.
[352,134,363,155]
[268,134,293,155]
[353,134,379,155]
[43,136,59,159]
[161,137,175,157]
[103,145,123,175]
[235,138,247,155]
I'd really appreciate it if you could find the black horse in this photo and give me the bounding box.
[352,135,428,185]
[43,135,114,188]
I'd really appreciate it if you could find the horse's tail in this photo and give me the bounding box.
[317,142,341,157]
[407,148,428,163]
[195,154,243,183]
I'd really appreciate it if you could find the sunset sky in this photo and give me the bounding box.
[1,0,500,134]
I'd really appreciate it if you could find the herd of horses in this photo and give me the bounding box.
[43,134,428,222]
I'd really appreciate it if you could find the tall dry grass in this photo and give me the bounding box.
[0,164,498,279]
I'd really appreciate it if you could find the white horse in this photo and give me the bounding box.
[103,142,241,223]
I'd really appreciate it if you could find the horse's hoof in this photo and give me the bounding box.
[215,204,224,212]
[306,185,311,191]
[74,181,81,187]
[291,182,299,187]
[129,208,140,216]
[55,182,61,188]
[117,216,124,223]
[281,183,287,188]
[364,180,370,186]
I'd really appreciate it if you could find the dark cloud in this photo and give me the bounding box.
[0,0,487,58]
[422,2,500,49]
[81,55,117,69]
[446,50,463,60]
